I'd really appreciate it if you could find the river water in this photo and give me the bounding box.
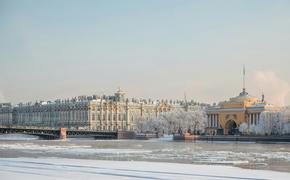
[0,134,290,173]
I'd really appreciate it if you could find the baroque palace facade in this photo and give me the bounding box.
[0,88,194,131]
[206,88,279,135]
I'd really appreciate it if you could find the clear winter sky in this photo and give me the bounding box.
[1,0,290,105]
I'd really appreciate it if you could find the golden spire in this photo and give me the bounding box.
[243,65,246,93]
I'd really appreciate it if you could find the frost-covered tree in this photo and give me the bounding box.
[134,117,147,133]
[133,106,207,135]
[239,122,248,134]
[281,107,290,135]
[250,107,290,135]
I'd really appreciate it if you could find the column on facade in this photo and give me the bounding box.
[209,114,211,128]
[82,109,85,127]
[66,110,69,128]
[216,114,218,127]
[116,105,119,130]
[71,109,74,127]
[207,114,210,128]
[67,109,71,128]
[53,109,56,127]
[78,108,81,127]
[252,113,254,125]
[75,108,77,127]
[247,114,249,128]
[105,104,109,130]
[81,108,84,127]
[209,114,211,127]
[76,109,79,127]
[59,109,62,127]
[63,110,65,127]
[84,108,87,128]
[100,102,103,130]
[126,102,130,130]
[41,110,43,126]
[110,106,113,131]
[33,110,35,126]
[252,113,255,125]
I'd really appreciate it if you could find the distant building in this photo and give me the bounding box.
[206,67,280,135]
[0,88,203,131]
[0,103,13,126]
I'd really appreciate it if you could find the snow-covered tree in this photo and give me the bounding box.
[239,122,248,134]
[134,117,147,133]
[251,107,290,135]
[133,106,207,135]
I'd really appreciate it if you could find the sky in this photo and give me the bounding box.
[1,0,290,105]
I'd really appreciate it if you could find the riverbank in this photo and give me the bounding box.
[1,157,289,180]
[174,134,290,142]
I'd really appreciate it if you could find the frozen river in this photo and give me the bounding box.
[1,134,290,179]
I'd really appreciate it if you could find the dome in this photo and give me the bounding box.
[115,87,125,95]
[114,87,125,102]
[235,89,253,99]
[229,89,257,103]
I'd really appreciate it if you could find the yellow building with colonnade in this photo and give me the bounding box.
[206,68,279,135]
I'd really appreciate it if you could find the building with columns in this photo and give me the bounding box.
[0,88,194,131]
[0,103,13,126]
[206,88,279,135]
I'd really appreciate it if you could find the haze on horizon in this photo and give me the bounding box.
[1,0,290,106]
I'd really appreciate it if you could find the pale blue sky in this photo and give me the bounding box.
[1,0,290,105]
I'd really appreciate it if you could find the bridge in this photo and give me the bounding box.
[0,126,135,140]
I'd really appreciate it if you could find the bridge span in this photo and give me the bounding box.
[0,126,135,140]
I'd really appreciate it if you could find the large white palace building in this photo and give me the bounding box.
[0,88,201,131]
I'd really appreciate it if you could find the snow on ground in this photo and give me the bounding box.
[0,158,289,180]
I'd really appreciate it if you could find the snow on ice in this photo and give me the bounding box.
[1,158,290,180]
